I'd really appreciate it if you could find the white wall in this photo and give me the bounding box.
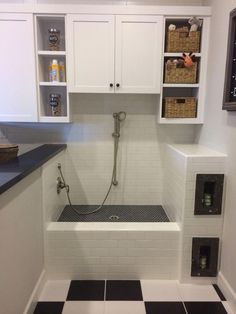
[198,0,236,306]
[1,94,196,207]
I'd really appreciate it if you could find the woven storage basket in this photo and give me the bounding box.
[0,144,19,163]
[167,29,200,52]
[163,97,197,118]
[165,61,197,84]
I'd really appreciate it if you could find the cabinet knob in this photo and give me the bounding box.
[110,83,114,87]
[116,83,120,88]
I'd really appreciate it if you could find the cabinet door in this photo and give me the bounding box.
[67,14,115,93]
[115,15,163,94]
[0,14,37,122]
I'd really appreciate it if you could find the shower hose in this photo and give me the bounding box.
[58,136,119,215]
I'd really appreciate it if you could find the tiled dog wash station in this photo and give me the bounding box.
[0,1,236,314]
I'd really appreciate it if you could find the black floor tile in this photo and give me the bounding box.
[33,302,64,314]
[66,280,105,301]
[213,284,227,301]
[184,302,228,314]
[145,302,186,314]
[106,280,143,301]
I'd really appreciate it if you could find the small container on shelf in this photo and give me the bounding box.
[163,97,197,118]
[49,93,61,116]
[165,59,197,84]
[59,61,66,82]
[48,28,61,51]
[50,59,60,82]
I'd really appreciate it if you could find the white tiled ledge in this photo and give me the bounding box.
[168,144,227,158]
[47,222,180,232]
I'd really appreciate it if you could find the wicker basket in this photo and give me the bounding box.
[163,97,197,118]
[0,144,19,163]
[167,28,200,52]
[165,61,197,84]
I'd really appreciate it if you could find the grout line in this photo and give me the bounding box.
[182,301,188,314]
[104,279,107,302]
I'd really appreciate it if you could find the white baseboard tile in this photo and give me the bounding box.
[23,269,47,314]
[218,271,236,313]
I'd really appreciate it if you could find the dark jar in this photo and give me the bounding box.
[49,93,61,116]
[48,28,60,51]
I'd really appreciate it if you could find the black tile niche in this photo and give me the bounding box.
[194,174,224,215]
[191,237,219,277]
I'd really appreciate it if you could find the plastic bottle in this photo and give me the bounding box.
[59,61,66,82]
[51,59,59,82]
[48,61,53,82]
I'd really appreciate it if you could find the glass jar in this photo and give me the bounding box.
[48,28,60,51]
[49,93,61,116]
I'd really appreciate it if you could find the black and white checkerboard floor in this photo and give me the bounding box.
[34,280,233,314]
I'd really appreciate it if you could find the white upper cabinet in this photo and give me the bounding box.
[67,14,163,94]
[0,14,37,122]
[67,15,115,93]
[115,15,163,94]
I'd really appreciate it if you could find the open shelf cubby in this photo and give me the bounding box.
[35,15,70,123]
[158,16,209,124]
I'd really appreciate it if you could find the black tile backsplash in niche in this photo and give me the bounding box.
[194,174,224,215]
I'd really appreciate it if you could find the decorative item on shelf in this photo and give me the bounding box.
[168,24,176,31]
[49,93,61,116]
[199,255,207,270]
[203,193,213,207]
[166,18,201,52]
[165,58,197,83]
[48,28,60,51]
[188,16,203,32]
[0,144,19,163]
[163,97,197,118]
[182,52,196,68]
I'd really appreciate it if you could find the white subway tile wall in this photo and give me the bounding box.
[1,94,196,206]
[45,228,180,280]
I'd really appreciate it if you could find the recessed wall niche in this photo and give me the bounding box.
[191,237,219,277]
[194,174,224,215]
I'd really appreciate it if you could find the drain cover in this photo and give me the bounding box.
[109,215,120,221]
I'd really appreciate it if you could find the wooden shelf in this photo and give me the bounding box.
[164,53,201,57]
[158,117,203,124]
[39,116,70,123]
[39,82,67,87]
[38,50,66,56]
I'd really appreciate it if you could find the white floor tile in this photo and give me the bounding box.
[178,284,221,301]
[105,301,146,314]
[141,280,181,301]
[222,301,235,314]
[39,280,71,301]
[63,301,105,314]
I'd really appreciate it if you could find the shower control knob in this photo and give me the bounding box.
[109,83,113,87]
[116,83,120,88]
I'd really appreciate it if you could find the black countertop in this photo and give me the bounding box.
[0,144,66,195]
